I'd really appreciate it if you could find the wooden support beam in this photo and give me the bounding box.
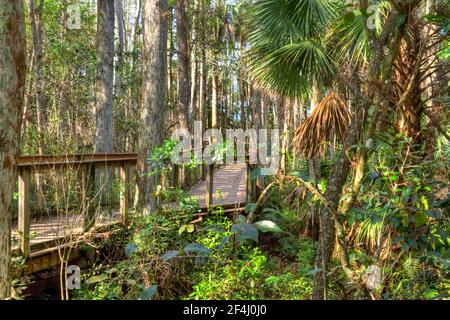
[172,164,179,188]
[81,164,96,232]
[246,163,256,204]
[127,165,134,206]
[119,162,129,224]
[206,164,214,207]
[18,167,31,258]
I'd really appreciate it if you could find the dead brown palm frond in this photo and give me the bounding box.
[286,185,308,205]
[292,92,351,158]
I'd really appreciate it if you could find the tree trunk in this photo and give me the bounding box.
[0,0,26,299]
[252,85,262,131]
[211,74,218,130]
[95,0,115,154]
[277,98,285,173]
[312,96,363,300]
[28,0,46,155]
[312,7,406,300]
[423,0,447,159]
[115,0,125,66]
[28,0,46,213]
[137,0,168,214]
[95,0,115,204]
[176,0,190,130]
[309,80,322,183]
[239,38,246,130]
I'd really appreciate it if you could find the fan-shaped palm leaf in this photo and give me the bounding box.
[327,9,370,66]
[246,40,336,98]
[246,0,336,45]
[244,0,338,98]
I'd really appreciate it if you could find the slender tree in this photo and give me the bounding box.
[115,0,125,67]
[28,0,46,155]
[137,0,169,214]
[94,0,115,203]
[28,0,46,212]
[95,0,115,154]
[176,0,190,129]
[0,0,26,299]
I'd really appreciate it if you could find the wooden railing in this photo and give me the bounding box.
[17,153,137,257]
[16,150,254,258]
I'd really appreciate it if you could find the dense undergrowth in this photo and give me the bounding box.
[72,194,317,300]
[70,134,450,300]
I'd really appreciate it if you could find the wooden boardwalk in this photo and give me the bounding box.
[189,163,247,208]
[11,212,121,251]
[12,163,247,253]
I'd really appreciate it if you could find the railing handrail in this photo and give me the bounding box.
[18,153,138,168]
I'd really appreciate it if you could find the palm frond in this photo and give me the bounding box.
[327,9,370,66]
[245,0,336,45]
[244,0,338,98]
[292,92,351,158]
[246,40,336,98]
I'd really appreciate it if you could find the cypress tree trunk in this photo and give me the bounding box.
[0,0,26,299]
[95,0,115,205]
[95,0,115,154]
[137,0,169,214]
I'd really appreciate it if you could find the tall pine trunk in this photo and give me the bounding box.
[176,0,190,130]
[137,0,168,214]
[95,0,115,205]
[28,0,46,213]
[95,0,114,154]
[0,0,26,299]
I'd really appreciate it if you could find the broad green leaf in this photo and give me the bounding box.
[140,285,157,300]
[414,212,428,227]
[262,207,280,215]
[125,243,137,257]
[265,276,281,285]
[245,203,257,213]
[184,243,210,256]
[231,223,259,242]
[126,279,137,286]
[160,250,179,261]
[236,214,247,224]
[401,242,410,252]
[86,274,108,285]
[419,195,429,210]
[307,267,322,276]
[178,225,187,235]
[254,220,283,233]
[218,236,230,250]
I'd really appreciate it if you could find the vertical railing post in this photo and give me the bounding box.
[18,166,31,258]
[119,161,129,225]
[206,164,213,207]
[246,154,255,204]
[173,164,179,188]
[127,164,134,207]
[180,164,185,188]
[82,164,96,232]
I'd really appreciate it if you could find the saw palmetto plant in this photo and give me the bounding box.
[292,92,352,158]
